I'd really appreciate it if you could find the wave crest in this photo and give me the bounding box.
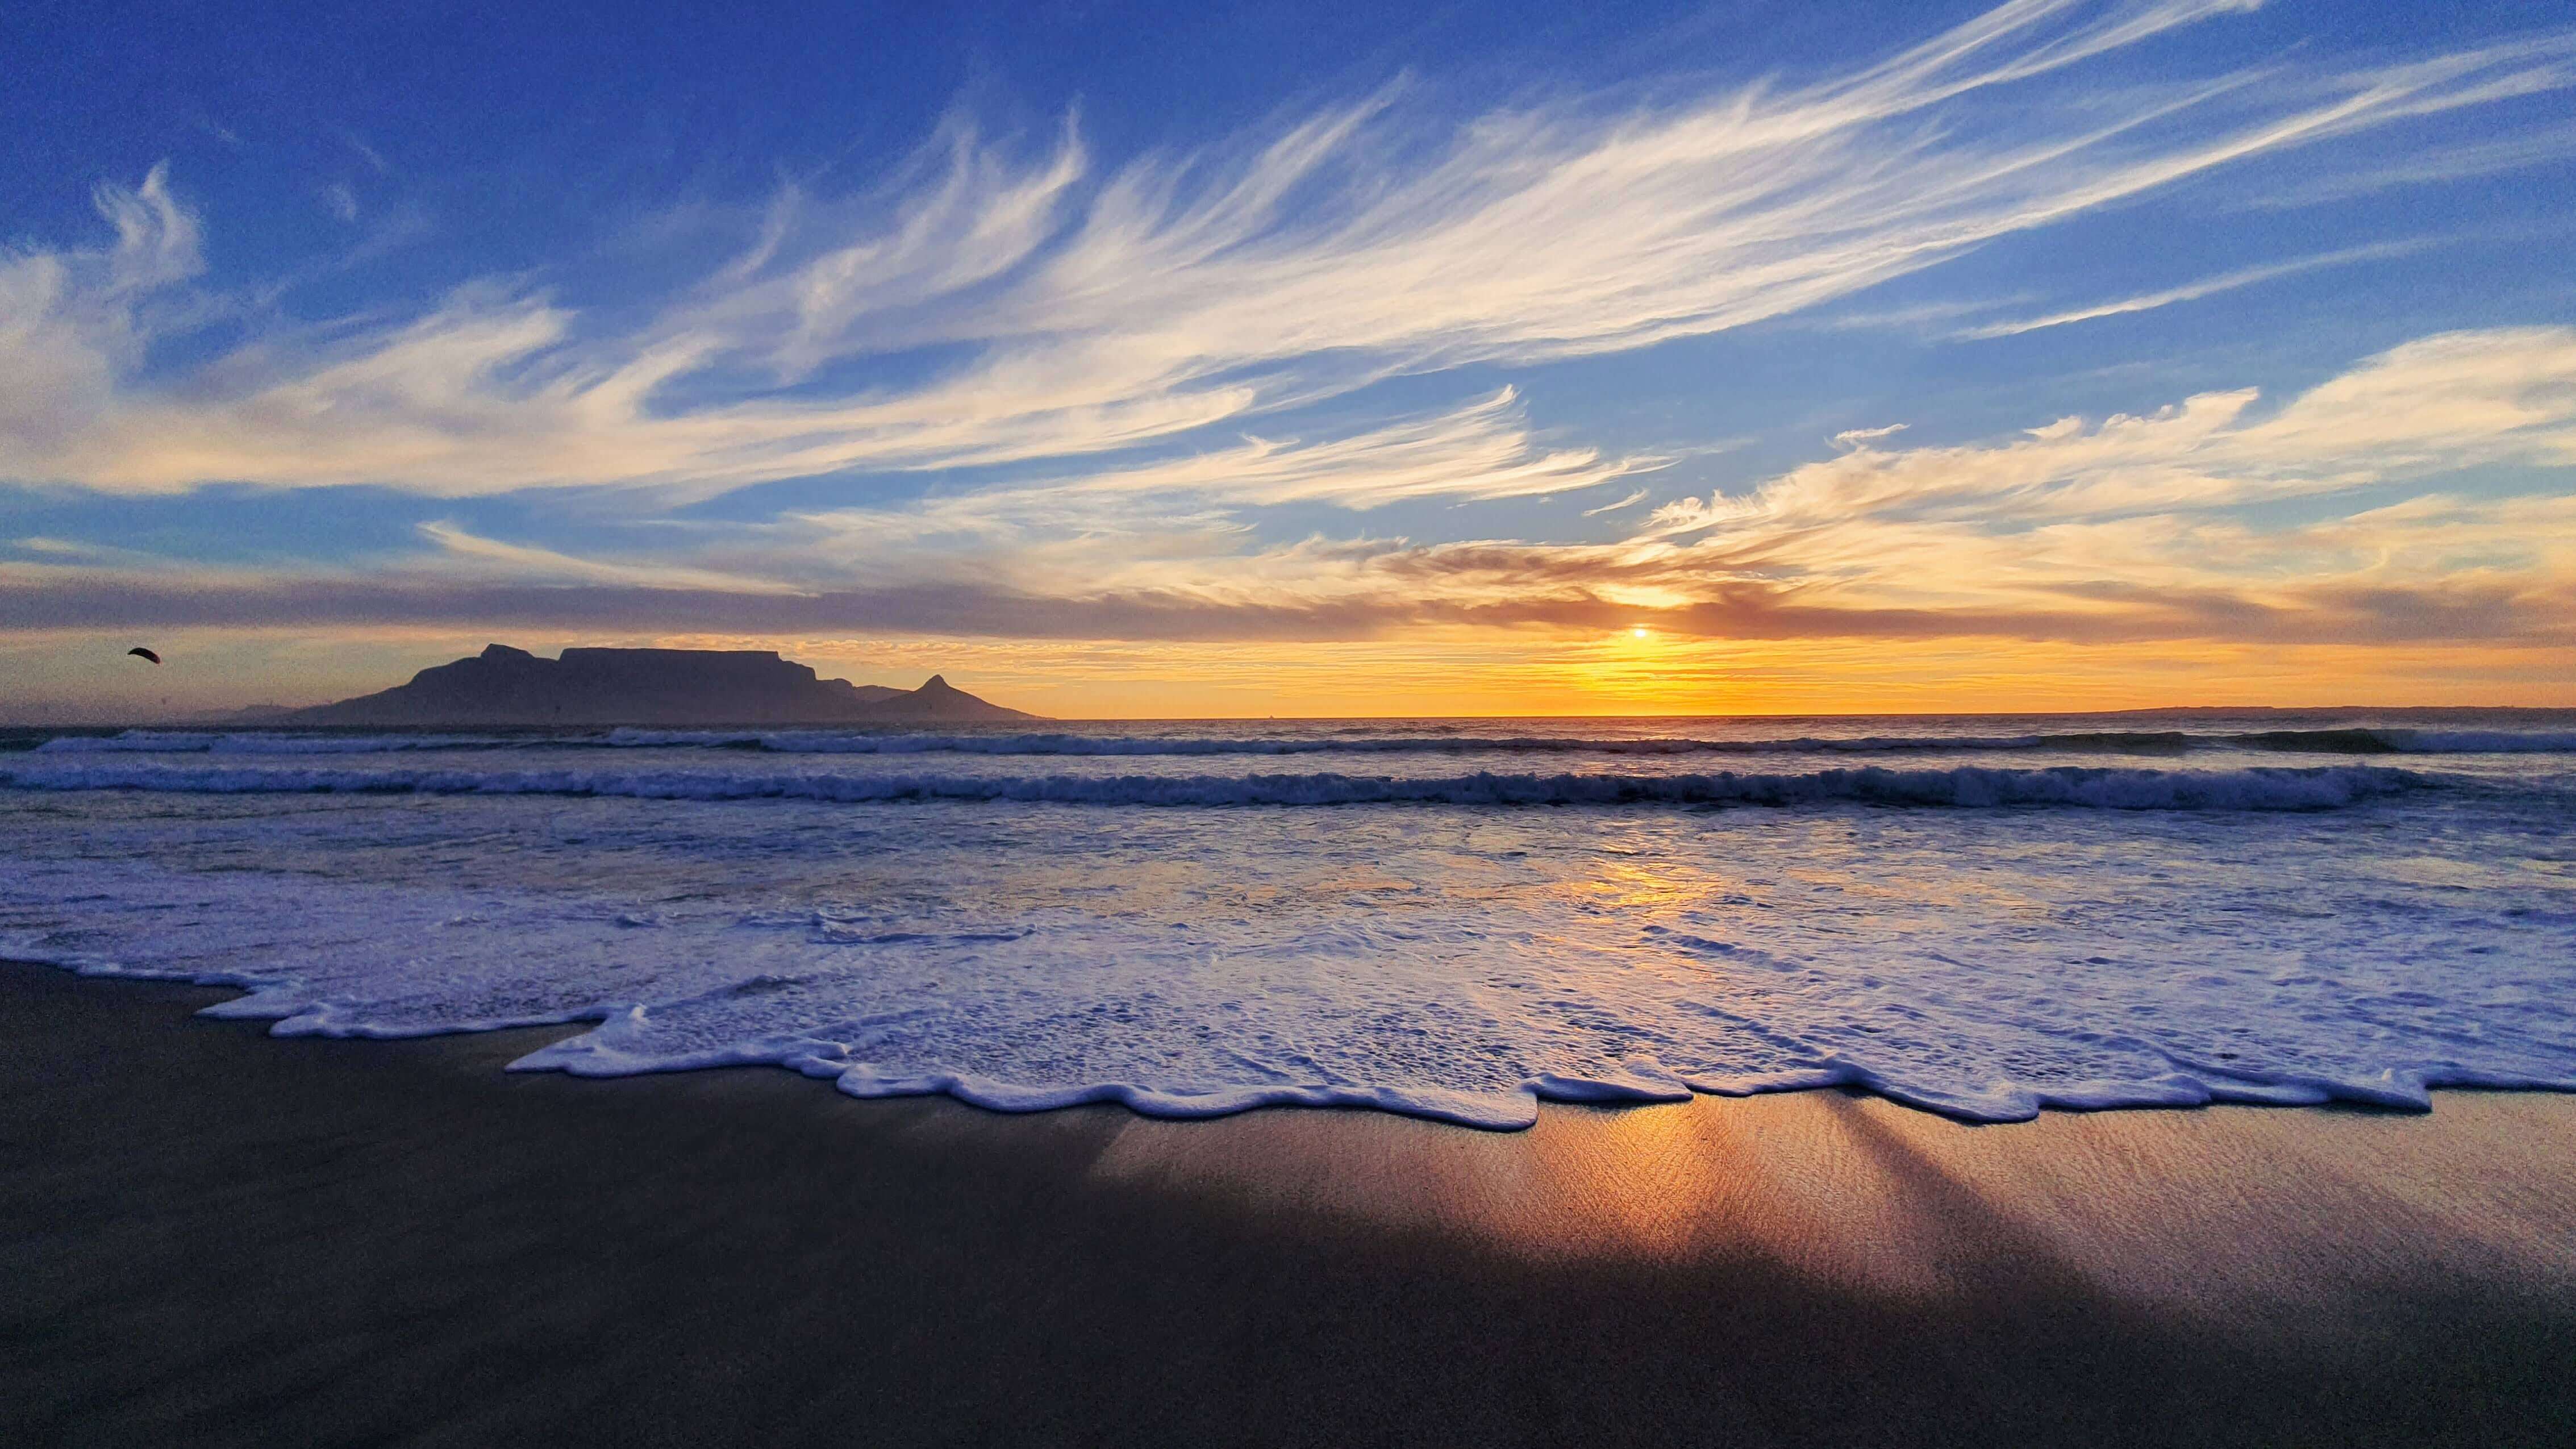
[0,761,2436,810]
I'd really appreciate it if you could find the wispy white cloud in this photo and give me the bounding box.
[744,390,1644,597]
[1648,327,2576,541]
[7,535,166,564]
[1808,297,2035,333]
[1954,240,2431,338]
[1832,423,1911,448]
[1036,389,1666,509]
[0,163,201,458]
[1587,325,2576,638]
[1582,487,1652,517]
[341,131,391,175]
[15,327,2574,652]
[2237,120,2576,209]
[414,521,807,594]
[3,2,2569,499]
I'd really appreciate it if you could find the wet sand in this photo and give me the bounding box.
[6,959,2574,1448]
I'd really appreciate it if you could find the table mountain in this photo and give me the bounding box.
[284,646,1037,725]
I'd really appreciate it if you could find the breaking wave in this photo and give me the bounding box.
[0,760,2438,810]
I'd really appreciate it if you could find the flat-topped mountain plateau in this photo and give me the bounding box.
[282,645,1036,726]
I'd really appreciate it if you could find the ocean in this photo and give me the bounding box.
[4,710,2573,1128]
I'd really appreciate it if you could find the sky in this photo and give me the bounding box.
[4,0,2575,719]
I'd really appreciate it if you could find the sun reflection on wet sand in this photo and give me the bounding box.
[1082,1092,2576,1327]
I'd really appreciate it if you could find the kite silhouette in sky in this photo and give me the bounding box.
[127,647,161,664]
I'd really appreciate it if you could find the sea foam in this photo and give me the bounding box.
[5,717,2570,1130]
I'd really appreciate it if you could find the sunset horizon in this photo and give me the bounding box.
[17,630,2576,724]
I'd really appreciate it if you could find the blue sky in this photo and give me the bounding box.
[5,0,2575,716]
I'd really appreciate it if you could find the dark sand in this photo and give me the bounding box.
[6,961,2574,1448]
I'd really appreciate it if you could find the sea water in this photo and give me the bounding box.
[4,711,2572,1127]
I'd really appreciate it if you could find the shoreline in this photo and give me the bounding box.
[23,953,2569,1127]
[9,960,2576,1446]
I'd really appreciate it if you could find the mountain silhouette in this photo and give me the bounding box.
[284,646,1037,725]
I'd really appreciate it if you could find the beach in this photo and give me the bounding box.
[8,960,2573,1448]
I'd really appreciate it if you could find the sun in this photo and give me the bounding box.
[1629,626,1650,640]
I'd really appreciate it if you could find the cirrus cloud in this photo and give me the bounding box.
[1,2,2569,501]
[10,328,2575,657]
